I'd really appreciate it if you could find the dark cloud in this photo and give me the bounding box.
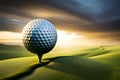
[41,0,120,22]
[0,0,120,43]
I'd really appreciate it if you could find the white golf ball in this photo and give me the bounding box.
[22,19,57,54]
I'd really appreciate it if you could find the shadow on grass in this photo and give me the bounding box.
[3,56,113,80]
[46,56,112,80]
[4,56,66,80]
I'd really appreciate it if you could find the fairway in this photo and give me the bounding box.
[0,45,120,80]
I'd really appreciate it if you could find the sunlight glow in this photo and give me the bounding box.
[0,31,22,40]
[57,31,84,47]
[0,30,87,47]
[0,30,118,46]
[0,31,22,45]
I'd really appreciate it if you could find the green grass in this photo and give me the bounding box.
[0,44,88,60]
[0,45,120,80]
[0,56,38,79]
[0,44,34,60]
[22,54,112,80]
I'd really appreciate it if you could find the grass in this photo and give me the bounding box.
[0,44,88,60]
[0,44,120,80]
[0,44,34,60]
[0,56,38,79]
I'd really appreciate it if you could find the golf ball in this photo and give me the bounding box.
[22,19,57,55]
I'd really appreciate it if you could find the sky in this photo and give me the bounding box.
[0,0,120,46]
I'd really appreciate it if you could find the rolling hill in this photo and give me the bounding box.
[0,45,120,80]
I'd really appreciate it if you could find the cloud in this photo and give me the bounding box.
[0,0,120,44]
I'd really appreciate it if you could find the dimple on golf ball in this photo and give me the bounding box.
[22,19,57,55]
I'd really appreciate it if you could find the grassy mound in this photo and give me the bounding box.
[22,56,111,80]
[0,45,120,80]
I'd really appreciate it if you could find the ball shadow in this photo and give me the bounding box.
[4,56,65,80]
